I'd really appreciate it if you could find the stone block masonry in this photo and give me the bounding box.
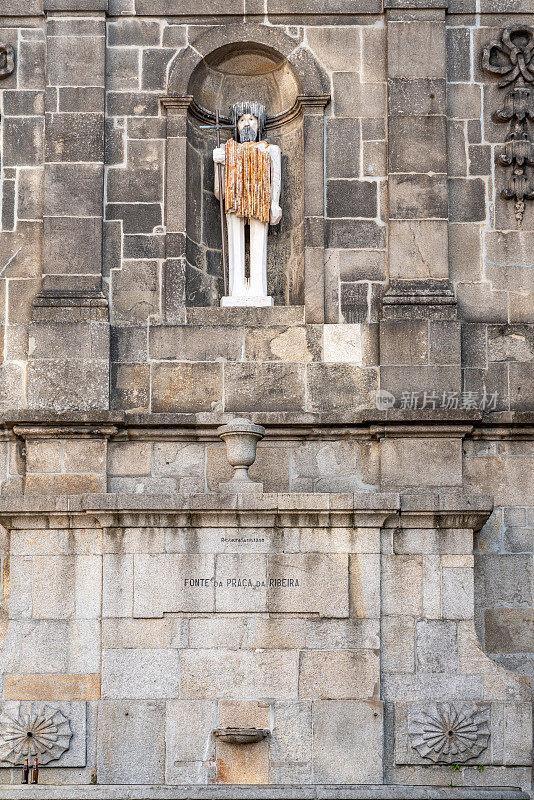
[0,490,530,793]
[0,0,531,796]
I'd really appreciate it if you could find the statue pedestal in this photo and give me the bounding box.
[220,295,273,307]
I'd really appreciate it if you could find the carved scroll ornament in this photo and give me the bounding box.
[482,26,534,225]
[0,44,15,78]
[408,703,490,764]
[0,705,73,765]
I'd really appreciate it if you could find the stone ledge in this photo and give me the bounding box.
[3,410,532,428]
[0,786,527,800]
[185,307,305,326]
[0,409,484,427]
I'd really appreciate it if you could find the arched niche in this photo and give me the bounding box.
[162,25,330,318]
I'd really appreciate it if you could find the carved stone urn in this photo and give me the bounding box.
[217,417,265,492]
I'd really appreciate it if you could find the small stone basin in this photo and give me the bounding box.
[212,727,270,744]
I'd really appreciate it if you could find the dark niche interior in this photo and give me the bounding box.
[185,42,304,308]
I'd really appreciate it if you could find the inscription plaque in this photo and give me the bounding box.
[133,551,349,618]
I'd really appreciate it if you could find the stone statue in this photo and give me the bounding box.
[213,101,282,307]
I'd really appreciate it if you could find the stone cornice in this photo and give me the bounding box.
[160,94,331,130]
[0,491,492,532]
[1,410,533,443]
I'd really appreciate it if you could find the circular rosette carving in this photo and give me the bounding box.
[0,705,73,765]
[408,703,490,764]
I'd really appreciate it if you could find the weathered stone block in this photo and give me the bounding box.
[108,441,152,477]
[180,649,298,699]
[32,555,75,618]
[416,620,458,672]
[323,324,362,364]
[5,673,100,701]
[388,220,449,279]
[326,118,361,179]
[28,357,109,412]
[299,650,379,699]
[102,618,174,650]
[107,140,164,204]
[389,116,447,173]
[388,77,446,116]
[101,648,180,699]
[340,282,369,324]
[150,325,242,362]
[389,174,447,219]
[108,18,162,46]
[111,363,150,411]
[151,362,222,413]
[271,700,312,764]
[97,700,165,783]
[475,554,533,608]
[267,553,349,617]
[388,20,446,79]
[64,439,106,474]
[244,326,321,363]
[485,609,534,654]
[313,700,383,783]
[349,553,381,619]
[152,442,204,478]
[380,320,428,365]
[3,117,44,167]
[165,699,216,774]
[20,620,68,673]
[44,164,103,218]
[504,702,533,765]
[442,566,473,620]
[333,73,386,119]
[381,438,462,488]
[29,322,108,360]
[307,27,361,72]
[382,615,415,673]
[102,554,133,618]
[307,364,378,412]
[216,739,269,784]
[327,218,386,249]
[69,619,101,673]
[383,555,422,616]
[225,363,305,412]
[449,178,486,222]
[45,113,104,162]
[327,180,377,219]
[465,456,534,507]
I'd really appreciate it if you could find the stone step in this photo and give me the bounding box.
[0,788,527,800]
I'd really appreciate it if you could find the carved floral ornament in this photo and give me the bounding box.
[0,44,15,78]
[408,703,490,764]
[0,705,73,765]
[482,26,534,226]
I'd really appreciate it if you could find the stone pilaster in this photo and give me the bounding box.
[28,6,109,411]
[380,1,460,405]
[161,95,192,325]
[301,95,330,324]
[383,1,454,319]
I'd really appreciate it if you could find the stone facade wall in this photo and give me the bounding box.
[0,0,532,792]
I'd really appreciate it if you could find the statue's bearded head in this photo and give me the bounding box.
[232,101,266,143]
[237,113,259,143]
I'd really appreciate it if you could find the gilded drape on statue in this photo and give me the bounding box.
[224,139,271,224]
